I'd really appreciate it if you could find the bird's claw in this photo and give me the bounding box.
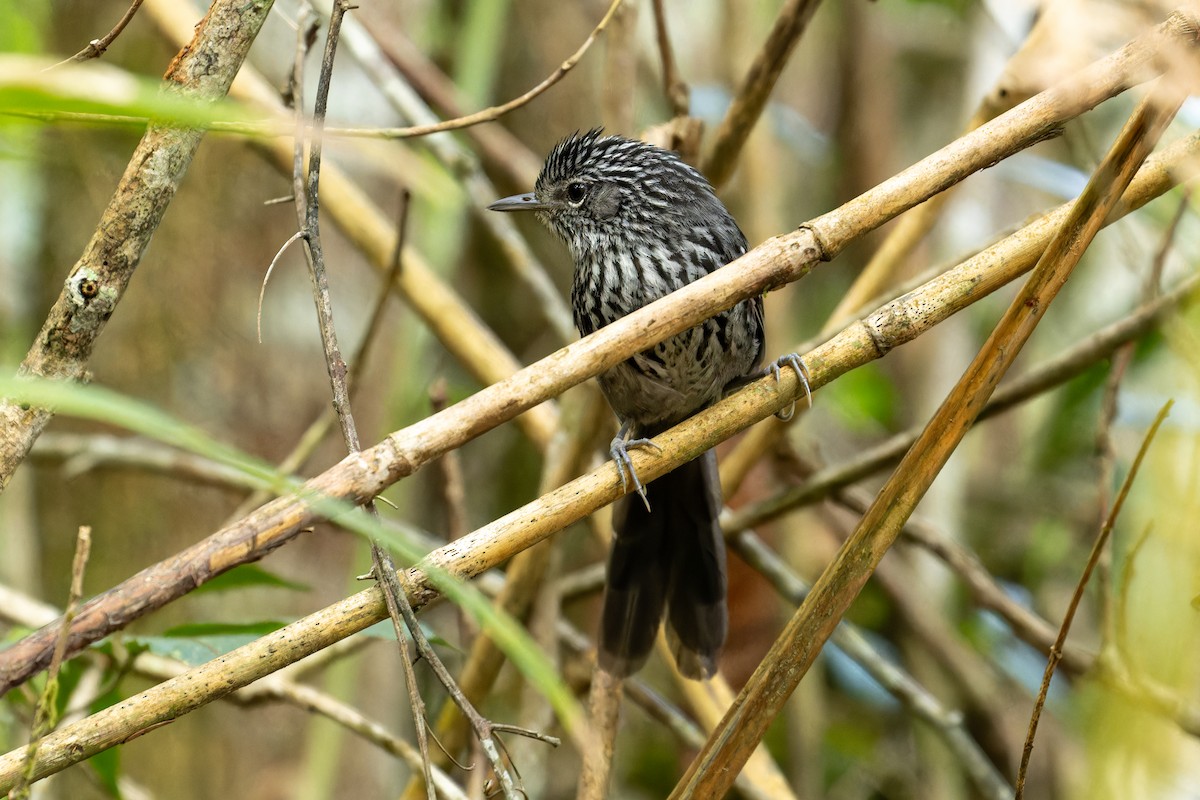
[770,353,812,421]
[611,435,660,511]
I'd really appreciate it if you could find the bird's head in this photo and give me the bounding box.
[488,129,726,259]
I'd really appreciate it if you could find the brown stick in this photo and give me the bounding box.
[703,0,825,188]
[2,9,1195,705]
[55,0,147,65]
[0,0,276,491]
[717,9,1200,494]
[667,81,1184,800]
[1014,401,1172,797]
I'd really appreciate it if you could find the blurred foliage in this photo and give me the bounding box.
[0,56,256,130]
[191,564,311,595]
[0,0,46,54]
[824,361,901,432]
[0,0,1198,798]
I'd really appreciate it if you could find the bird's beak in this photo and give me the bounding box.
[487,192,550,212]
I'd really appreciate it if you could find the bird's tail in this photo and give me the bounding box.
[599,448,728,679]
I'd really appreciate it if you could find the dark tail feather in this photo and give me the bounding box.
[599,449,727,679]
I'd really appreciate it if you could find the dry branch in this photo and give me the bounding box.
[144,0,560,448]
[3,10,1196,698]
[2,98,1197,790]
[668,78,1185,800]
[703,0,825,187]
[1015,402,1173,797]
[0,0,276,491]
[724,131,1200,532]
[2,17,1199,793]
[718,8,1200,492]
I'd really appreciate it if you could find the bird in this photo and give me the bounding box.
[489,129,806,679]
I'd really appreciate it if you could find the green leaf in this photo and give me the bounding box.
[0,373,585,735]
[0,55,257,131]
[162,621,288,638]
[130,624,290,666]
[0,1,47,53]
[132,631,280,666]
[88,746,122,798]
[86,677,129,798]
[192,564,310,595]
[824,361,899,431]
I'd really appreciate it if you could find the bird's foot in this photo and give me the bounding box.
[769,353,812,421]
[611,434,660,511]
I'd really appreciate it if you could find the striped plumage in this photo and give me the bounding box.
[536,130,766,431]
[490,130,768,679]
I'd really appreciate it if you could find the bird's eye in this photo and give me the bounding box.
[566,182,587,205]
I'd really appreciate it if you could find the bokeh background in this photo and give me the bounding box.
[2,0,1200,798]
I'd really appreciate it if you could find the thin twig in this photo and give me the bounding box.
[732,528,1012,800]
[50,0,146,67]
[257,229,306,343]
[297,4,534,797]
[651,0,688,116]
[288,5,442,798]
[343,0,624,141]
[4,17,1196,704]
[368,24,543,189]
[232,188,411,522]
[1014,400,1173,798]
[490,724,561,748]
[723,264,1200,536]
[702,0,824,187]
[372,551,439,800]
[11,527,92,799]
[670,80,1185,800]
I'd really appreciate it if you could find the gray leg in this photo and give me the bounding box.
[767,353,812,421]
[610,420,661,511]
